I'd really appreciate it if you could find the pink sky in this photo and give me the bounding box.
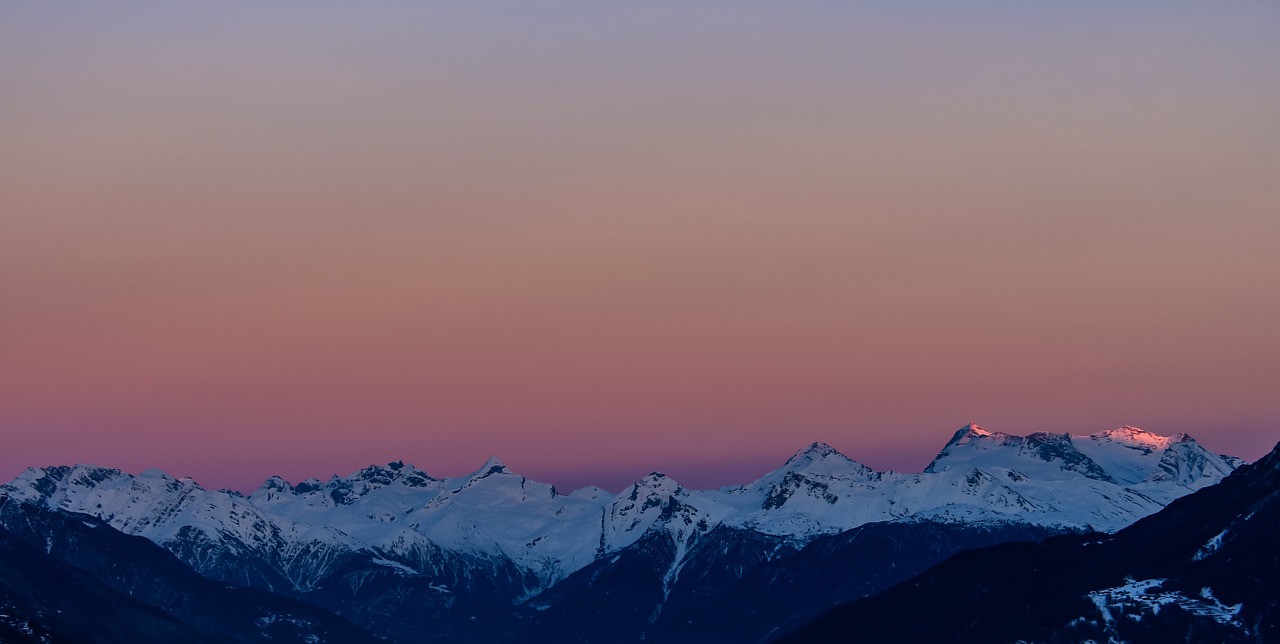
[2,2,1278,492]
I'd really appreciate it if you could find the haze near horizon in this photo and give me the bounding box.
[2,1,1277,493]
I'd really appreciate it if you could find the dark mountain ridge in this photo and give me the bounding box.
[0,498,378,643]
[780,440,1280,643]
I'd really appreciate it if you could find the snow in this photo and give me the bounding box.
[1193,529,1228,561]
[1074,427,1173,484]
[0,424,1243,595]
[778,442,875,478]
[1088,578,1243,631]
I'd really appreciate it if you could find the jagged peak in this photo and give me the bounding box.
[2,466,71,499]
[349,462,410,486]
[350,460,420,476]
[630,471,681,494]
[293,478,323,494]
[9,465,69,483]
[18,464,195,493]
[354,463,391,477]
[333,461,436,486]
[69,463,125,478]
[251,462,441,499]
[63,464,128,488]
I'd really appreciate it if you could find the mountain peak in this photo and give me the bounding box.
[1,466,71,500]
[342,461,437,489]
[1087,426,1175,451]
[785,442,842,463]
[937,423,1005,450]
[633,471,682,492]
[925,424,1113,478]
[777,442,871,478]
[465,456,510,482]
[349,462,411,486]
[625,471,682,501]
[255,475,294,494]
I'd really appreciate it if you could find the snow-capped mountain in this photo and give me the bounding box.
[3,425,1236,585]
[781,437,1280,643]
[0,424,1244,642]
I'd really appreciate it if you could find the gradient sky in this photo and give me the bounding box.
[2,1,1278,493]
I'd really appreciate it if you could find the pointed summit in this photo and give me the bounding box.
[780,442,871,478]
[465,456,511,482]
[956,422,994,440]
[740,443,874,497]
[943,423,1004,448]
[786,442,842,462]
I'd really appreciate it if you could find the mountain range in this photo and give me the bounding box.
[781,436,1280,642]
[0,424,1249,642]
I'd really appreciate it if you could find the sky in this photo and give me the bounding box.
[2,1,1278,493]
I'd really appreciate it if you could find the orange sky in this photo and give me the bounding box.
[2,1,1278,491]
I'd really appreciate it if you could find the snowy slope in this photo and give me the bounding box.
[780,437,1280,644]
[0,424,1244,594]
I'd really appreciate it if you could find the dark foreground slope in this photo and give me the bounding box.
[780,440,1280,643]
[517,520,1067,643]
[0,526,201,643]
[0,498,379,643]
[0,492,1067,644]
